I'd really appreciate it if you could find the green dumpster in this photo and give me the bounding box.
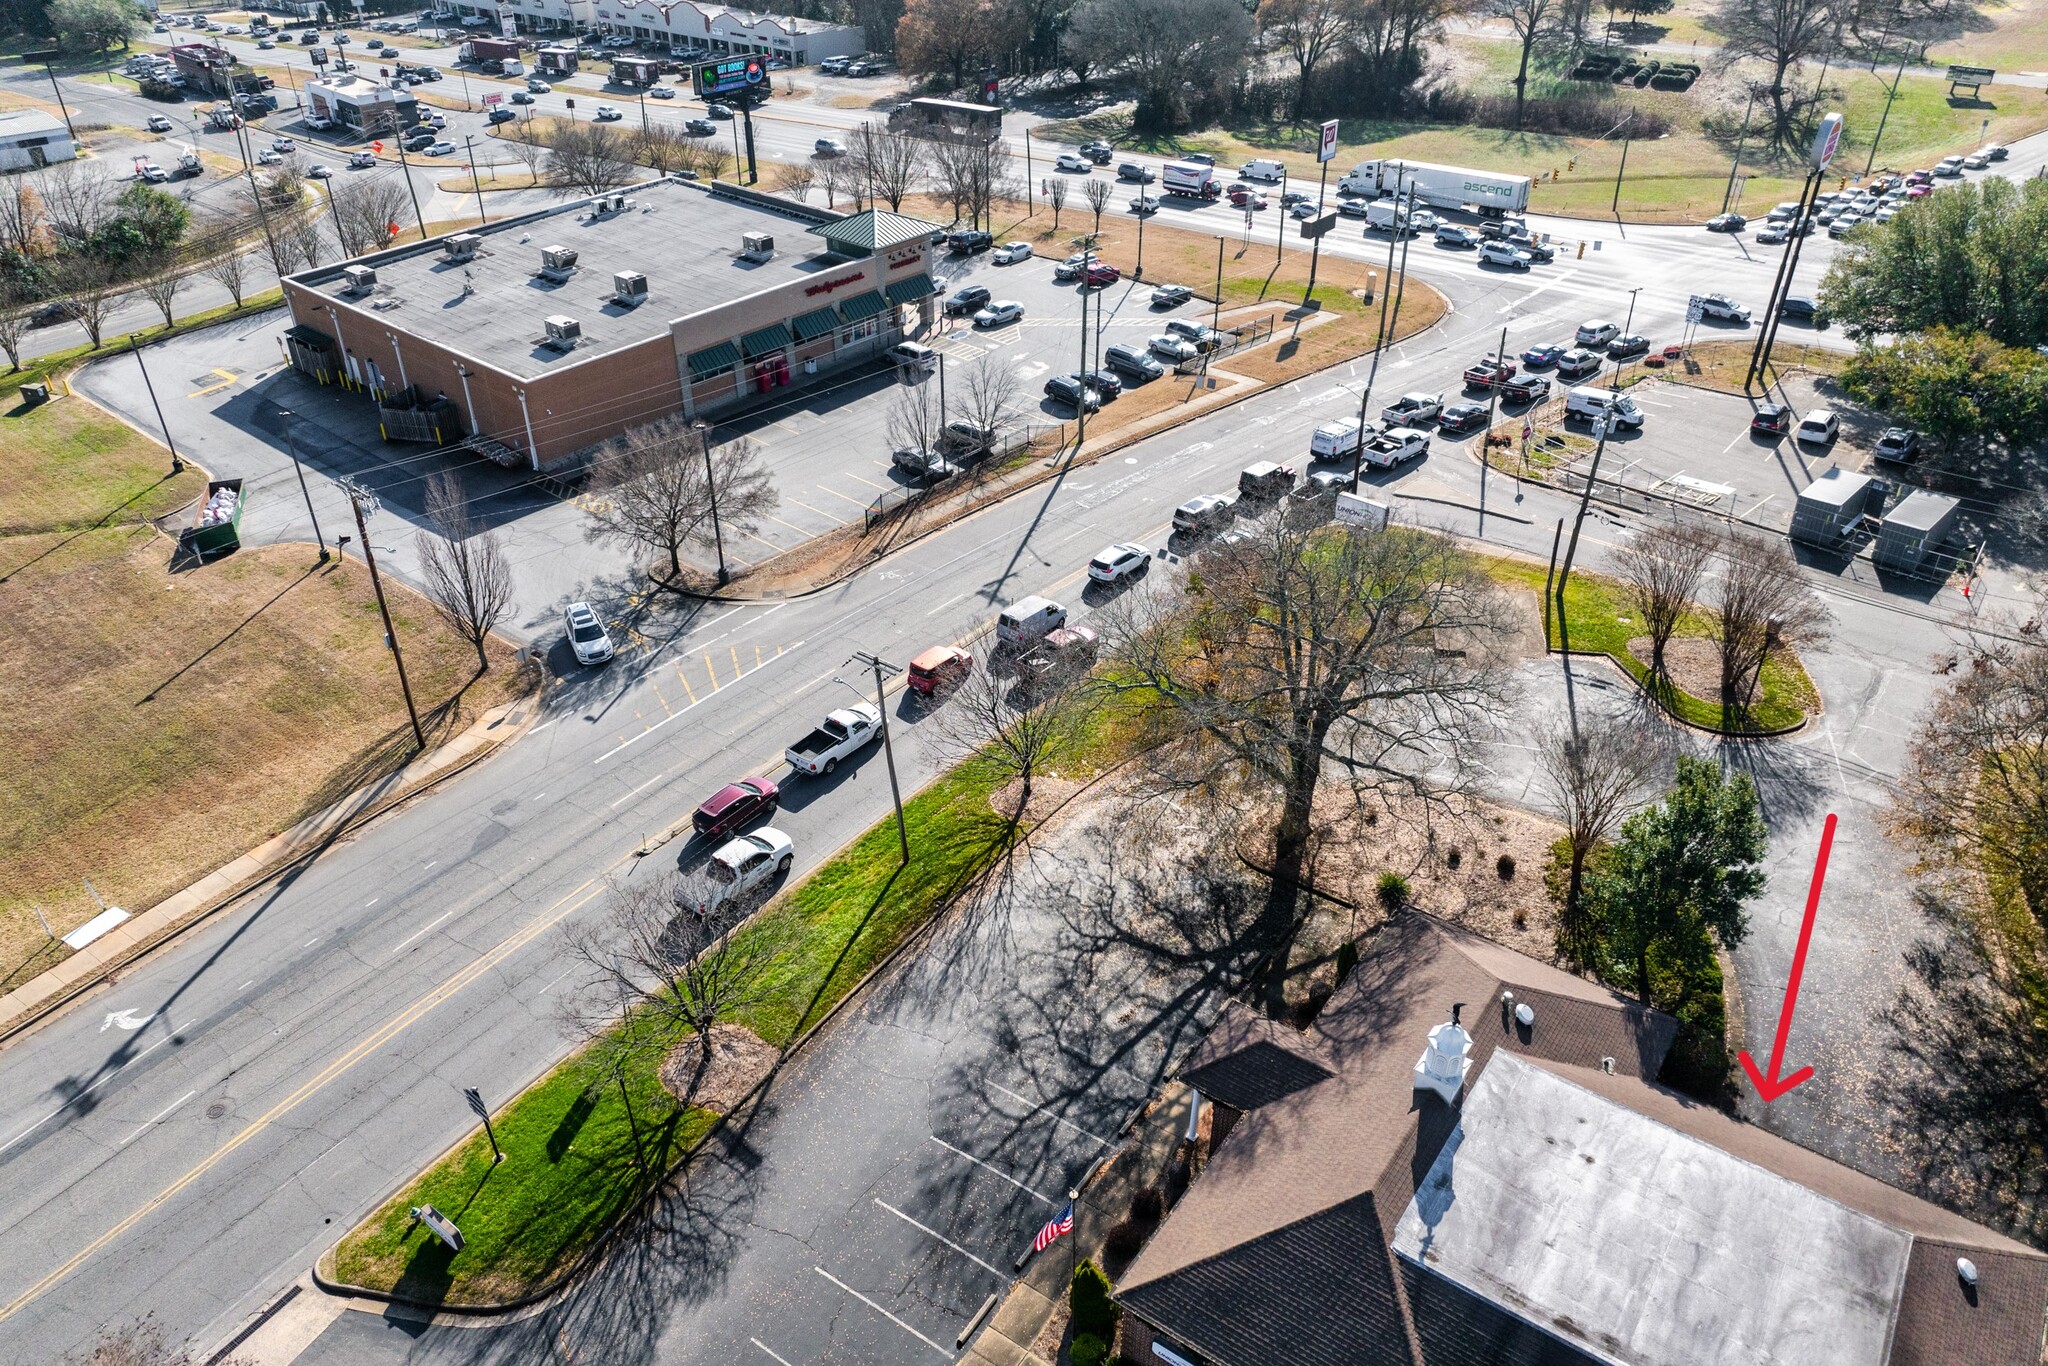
[187,478,245,559]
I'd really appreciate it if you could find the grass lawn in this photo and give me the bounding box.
[1,290,283,402]
[0,391,533,989]
[332,689,1161,1304]
[1483,556,1817,732]
[1629,339,1848,396]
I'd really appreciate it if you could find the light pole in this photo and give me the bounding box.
[694,421,728,584]
[128,334,182,475]
[1556,415,1612,622]
[1275,165,1288,264]
[33,55,78,142]
[339,478,426,750]
[1612,107,1637,215]
[1722,83,1761,215]
[464,135,488,225]
[1613,286,1642,386]
[1349,184,1412,493]
[276,407,328,559]
[845,655,909,865]
[1865,59,1907,178]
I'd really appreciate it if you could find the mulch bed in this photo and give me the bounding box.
[658,1023,779,1112]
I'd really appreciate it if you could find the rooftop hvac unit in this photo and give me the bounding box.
[739,232,775,263]
[613,270,648,306]
[538,245,579,281]
[543,314,582,350]
[593,193,631,215]
[341,264,377,294]
[443,232,480,262]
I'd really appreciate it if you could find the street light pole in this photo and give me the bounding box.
[1556,415,1613,617]
[128,334,182,474]
[340,478,426,750]
[1865,60,1907,177]
[694,421,728,584]
[847,654,909,865]
[1350,184,1411,493]
[464,135,489,226]
[276,407,328,559]
[1722,84,1760,215]
[1612,107,1637,216]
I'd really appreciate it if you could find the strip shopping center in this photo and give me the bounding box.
[277,179,943,467]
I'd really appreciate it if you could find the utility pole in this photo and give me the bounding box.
[276,407,328,559]
[129,334,183,475]
[848,653,909,865]
[340,478,426,750]
[29,54,77,142]
[1722,84,1761,215]
[693,421,728,584]
[464,136,489,226]
[1865,61,1907,177]
[1075,279,1089,450]
[1612,107,1637,215]
[379,110,428,242]
[1478,320,1508,534]
[1556,415,1614,616]
[1275,165,1288,264]
[1350,184,1411,493]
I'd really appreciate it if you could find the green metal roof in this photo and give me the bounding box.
[791,305,840,341]
[885,272,937,304]
[837,290,887,321]
[741,321,792,357]
[805,208,943,257]
[687,339,741,380]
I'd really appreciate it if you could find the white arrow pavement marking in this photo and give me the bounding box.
[102,1009,155,1033]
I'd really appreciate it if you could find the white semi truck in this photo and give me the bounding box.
[1161,160,1223,199]
[1338,159,1530,218]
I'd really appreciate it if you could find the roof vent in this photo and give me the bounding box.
[543,315,581,351]
[1957,1258,1979,1287]
[1413,1003,1472,1105]
[1514,1002,1535,1028]
[613,270,647,306]
[1601,1056,1615,1075]
[739,231,775,263]
[538,245,578,281]
[341,264,377,294]
[443,232,480,262]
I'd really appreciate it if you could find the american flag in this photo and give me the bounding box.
[1033,1202,1074,1254]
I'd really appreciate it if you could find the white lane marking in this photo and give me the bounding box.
[609,770,672,808]
[927,1135,1053,1204]
[534,967,575,998]
[750,1339,797,1366]
[594,639,807,764]
[984,1081,1112,1148]
[102,1009,155,1033]
[365,899,379,908]
[119,1090,197,1147]
[304,938,320,948]
[812,1267,953,1357]
[925,591,967,617]
[238,981,254,992]
[388,910,454,956]
[641,603,751,662]
[873,1198,1008,1279]
[531,791,548,801]
[0,1028,180,1156]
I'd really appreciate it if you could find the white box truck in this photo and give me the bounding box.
[1338,159,1530,218]
[1162,160,1222,199]
[1241,158,1286,182]
[1365,200,1411,233]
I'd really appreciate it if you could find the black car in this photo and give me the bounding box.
[1079,369,1123,400]
[945,284,992,316]
[1499,375,1549,405]
[1081,140,1113,164]
[948,230,994,254]
[1779,295,1827,326]
[684,118,716,136]
[1606,333,1652,360]
[1873,427,1921,462]
[1439,402,1491,434]
[403,131,435,150]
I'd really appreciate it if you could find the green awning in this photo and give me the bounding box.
[687,339,741,380]
[741,322,792,358]
[838,290,887,321]
[885,272,937,305]
[791,306,840,342]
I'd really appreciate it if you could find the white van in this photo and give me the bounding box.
[1241,158,1286,183]
[887,341,937,373]
[1310,419,1365,461]
[995,596,1068,648]
[1564,385,1644,430]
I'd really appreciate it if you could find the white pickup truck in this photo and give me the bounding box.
[1360,426,1431,470]
[1381,392,1444,426]
[785,703,882,776]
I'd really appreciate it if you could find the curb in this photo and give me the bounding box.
[0,693,540,1046]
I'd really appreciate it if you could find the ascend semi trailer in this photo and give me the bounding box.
[1161,160,1222,199]
[1338,159,1530,218]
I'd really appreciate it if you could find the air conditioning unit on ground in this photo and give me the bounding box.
[739,232,775,263]
[341,264,377,294]
[543,314,582,350]
[538,245,578,281]
[613,270,647,306]
[443,232,480,262]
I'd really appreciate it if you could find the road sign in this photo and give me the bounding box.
[482,91,502,106]
[1809,111,1843,171]
[1318,118,1339,164]
[1686,295,1704,324]
[370,140,384,152]
[1300,212,1338,240]
[694,55,767,100]
[412,1204,465,1252]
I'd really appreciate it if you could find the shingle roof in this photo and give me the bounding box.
[807,208,941,257]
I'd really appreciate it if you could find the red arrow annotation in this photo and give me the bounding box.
[1739,812,1837,1103]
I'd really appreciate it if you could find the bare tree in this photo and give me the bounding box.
[679,139,734,184]
[1612,519,1717,679]
[327,177,411,258]
[282,210,327,270]
[1081,175,1113,237]
[1708,527,1832,719]
[135,254,188,329]
[419,470,515,673]
[0,177,42,257]
[817,153,859,210]
[1045,173,1068,231]
[55,260,128,349]
[1486,0,1561,129]
[928,136,1010,230]
[1102,517,1512,1007]
[0,290,32,372]
[958,353,1022,455]
[201,243,252,307]
[586,418,779,588]
[769,159,816,203]
[560,872,787,1110]
[499,121,548,185]
[928,649,1091,820]
[546,122,639,198]
[1258,0,1360,117]
[1535,713,1666,964]
[1709,0,1844,152]
[1063,0,1254,132]
[850,123,925,212]
[633,121,690,176]
[884,377,945,458]
[34,163,118,251]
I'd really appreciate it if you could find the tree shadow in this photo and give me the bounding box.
[0,470,196,585]
[136,562,323,703]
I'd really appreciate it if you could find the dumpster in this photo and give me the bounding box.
[187,478,244,559]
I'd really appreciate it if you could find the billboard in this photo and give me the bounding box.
[694,56,767,100]
[1318,118,1339,163]
[1809,111,1843,171]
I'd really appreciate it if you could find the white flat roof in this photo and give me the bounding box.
[1393,1054,1911,1366]
[0,109,69,139]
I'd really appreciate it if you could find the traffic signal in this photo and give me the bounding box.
[1567,157,1577,172]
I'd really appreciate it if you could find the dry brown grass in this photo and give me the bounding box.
[1642,339,1849,396]
[0,518,532,990]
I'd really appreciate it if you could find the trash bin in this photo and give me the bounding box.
[186,478,245,559]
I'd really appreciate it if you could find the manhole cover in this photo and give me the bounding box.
[206,1101,228,1120]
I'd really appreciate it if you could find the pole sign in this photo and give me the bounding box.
[694,56,767,100]
[412,1204,464,1252]
[482,91,502,106]
[1809,112,1843,171]
[1334,492,1390,532]
[1318,118,1339,164]
[1300,213,1338,240]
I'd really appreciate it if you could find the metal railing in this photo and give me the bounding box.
[863,420,1067,531]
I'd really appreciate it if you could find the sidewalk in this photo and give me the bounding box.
[0,696,539,1044]
[965,1083,1196,1366]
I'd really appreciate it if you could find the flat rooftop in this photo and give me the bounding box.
[1392,1054,1912,1366]
[295,179,852,381]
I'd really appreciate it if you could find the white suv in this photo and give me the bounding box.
[565,602,614,665]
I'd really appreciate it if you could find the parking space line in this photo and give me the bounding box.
[785,498,838,522]
[704,653,721,691]
[750,1339,798,1366]
[873,1199,1008,1279]
[928,1135,1053,1204]
[842,471,889,492]
[816,485,870,508]
[985,1080,1112,1148]
[674,661,699,705]
[650,682,673,717]
[812,1267,953,1357]
[767,513,816,536]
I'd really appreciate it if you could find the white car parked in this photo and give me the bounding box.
[973,300,1025,327]
[676,829,795,917]
[993,241,1034,264]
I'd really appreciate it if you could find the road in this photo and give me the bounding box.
[2,44,2040,1365]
